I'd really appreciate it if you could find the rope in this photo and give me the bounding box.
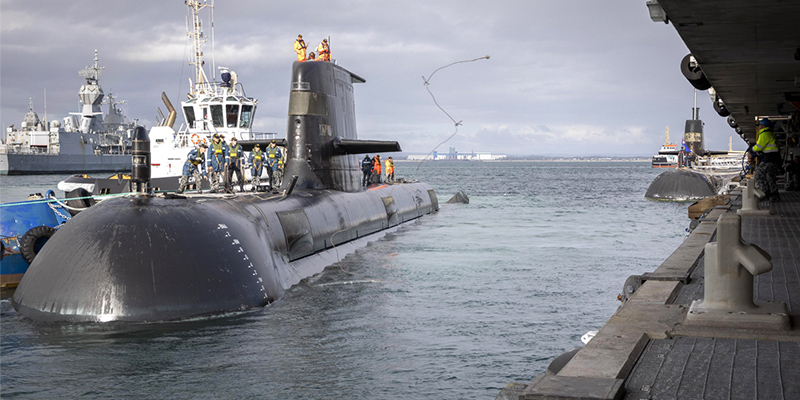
[46,193,72,221]
[0,192,129,210]
[416,55,490,172]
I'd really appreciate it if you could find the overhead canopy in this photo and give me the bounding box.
[655,0,800,145]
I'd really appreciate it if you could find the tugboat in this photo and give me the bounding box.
[58,0,272,195]
[0,191,72,288]
[0,51,137,175]
[651,126,679,168]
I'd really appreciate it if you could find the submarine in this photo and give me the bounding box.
[645,105,735,201]
[12,61,439,322]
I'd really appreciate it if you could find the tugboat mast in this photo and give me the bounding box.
[186,0,212,97]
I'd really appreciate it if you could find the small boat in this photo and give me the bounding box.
[0,191,73,288]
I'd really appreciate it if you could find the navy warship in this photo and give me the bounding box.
[0,51,137,175]
[12,58,439,322]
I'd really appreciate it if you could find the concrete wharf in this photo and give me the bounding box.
[500,186,800,400]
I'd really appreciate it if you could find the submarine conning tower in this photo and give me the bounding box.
[684,107,705,155]
[284,61,401,192]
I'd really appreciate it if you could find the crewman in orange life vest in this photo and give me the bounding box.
[372,155,382,184]
[317,39,330,62]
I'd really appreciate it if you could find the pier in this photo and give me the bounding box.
[498,1,800,398]
[500,187,800,399]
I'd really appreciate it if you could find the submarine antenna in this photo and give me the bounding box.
[417,55,490,170]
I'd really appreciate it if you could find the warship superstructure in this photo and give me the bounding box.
[0,51,137,175]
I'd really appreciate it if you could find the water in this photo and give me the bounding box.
[0,174,75,204]
[0,161,688,399]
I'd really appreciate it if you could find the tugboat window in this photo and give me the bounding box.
[226,104,239,128]
[240,105,254,128]
[210,105,224,128]
[183,106,196,129]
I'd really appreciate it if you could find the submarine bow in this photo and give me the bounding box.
[13,60,438,322]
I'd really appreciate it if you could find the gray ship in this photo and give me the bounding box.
[0,51,137,175]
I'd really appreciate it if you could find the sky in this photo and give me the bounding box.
[0,0,747,157]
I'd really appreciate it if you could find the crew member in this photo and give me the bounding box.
[372,155,382,184]
[266,139,282,190]
[177,143,208,194]
[385,156,394,183]
[308,52,316,61]
[317,39,330,62]
[226,137,245,192]
[249,143,264,191]
[752,118,782,201]
[207,134,228,193]
[361,154,372,186]
[294,34,307,62]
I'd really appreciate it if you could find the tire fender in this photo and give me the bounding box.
[19,226,57,264]
[66,188,97,216]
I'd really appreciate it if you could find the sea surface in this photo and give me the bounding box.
[0,161,688,399]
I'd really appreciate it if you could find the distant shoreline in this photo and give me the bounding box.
[395,158,650,163]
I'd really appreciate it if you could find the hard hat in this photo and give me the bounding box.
[199,143,207,148]
[231,137,237,141]
[254,143,260,148]
[271,139,276,143]
[298,34,303,38]
[758,118,772,126]
[213,134,220,139]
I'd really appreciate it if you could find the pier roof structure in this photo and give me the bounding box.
[655,0,800,145]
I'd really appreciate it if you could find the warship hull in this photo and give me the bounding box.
[0,151,131,175]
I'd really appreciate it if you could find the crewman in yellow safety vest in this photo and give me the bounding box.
[249,143,264,191]
[751,118,782,201]
[206,134,228,193]
[385,156,394,183]
[266,140,282,190]
[294,34,307,62]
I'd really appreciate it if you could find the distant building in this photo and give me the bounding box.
[406,147,506,161]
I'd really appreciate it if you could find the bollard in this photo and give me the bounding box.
[737,178,770,216]
[686,214,788,329]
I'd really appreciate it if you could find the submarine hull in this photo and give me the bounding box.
[645,168,718,201]
[13,183,437,322]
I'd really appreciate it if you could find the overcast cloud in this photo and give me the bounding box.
[0,0,744,156]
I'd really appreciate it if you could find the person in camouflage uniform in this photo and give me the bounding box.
[177,143,207,194]
[206,134,228,193]
[249,143,264,191]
